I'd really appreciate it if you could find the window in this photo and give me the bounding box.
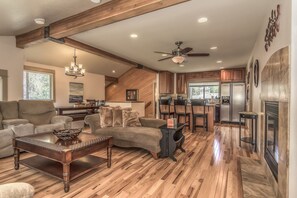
[23,66,55,101]
[188,82,219,99]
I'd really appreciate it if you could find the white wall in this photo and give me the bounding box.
[247,0,291,153]
[0,36,24,100]
[289,0,297,197]
[25,61,105,106]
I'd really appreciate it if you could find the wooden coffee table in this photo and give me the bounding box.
[13,132,112,193]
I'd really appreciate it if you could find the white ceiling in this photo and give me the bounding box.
[24,41,131,78]
[0,0,111,35]
[3,0,273,76]
[71,0,273,73]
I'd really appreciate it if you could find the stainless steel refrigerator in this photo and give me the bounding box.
[220,83,245,123]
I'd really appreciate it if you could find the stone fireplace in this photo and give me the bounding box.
[260,47,289,197]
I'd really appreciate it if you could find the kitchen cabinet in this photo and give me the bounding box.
[159,71,174,94]
[176,73,186,94]
[221,68,245,82]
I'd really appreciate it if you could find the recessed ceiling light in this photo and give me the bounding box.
[162,54,168,57]
[198,17,208,23]
[34,18,45,25]
[210,46,218,50]
[179,64,185,67]
[220,67,224,69]
[130,34,138,38]
[90,0,101,3]
[217,60,223,64]
[112,70,116,73]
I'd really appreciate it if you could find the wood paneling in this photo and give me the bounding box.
[176,73,186,94]
[159,71,174,94]
[106,68,156,117]
[0,126,258,197]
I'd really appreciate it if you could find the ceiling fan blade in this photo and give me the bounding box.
[158,56,173,61]
[154,51,172,55]
[187,53,210,57]
[181,47,193,54]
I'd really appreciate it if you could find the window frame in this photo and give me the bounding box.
[188,82,220,100]
[0,69,8,101]
[23,66,56,102]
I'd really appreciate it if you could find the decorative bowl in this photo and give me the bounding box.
[53,128,82,141]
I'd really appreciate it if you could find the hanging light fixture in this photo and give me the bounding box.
[65,49,85,78]
[172,55,185,64]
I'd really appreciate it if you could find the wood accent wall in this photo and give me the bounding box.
[185,70,221,82]
[105,68,157,117]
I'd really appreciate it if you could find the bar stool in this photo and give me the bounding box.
[191,99,208,132]
[159,98,174,120]
[174,99,190,129]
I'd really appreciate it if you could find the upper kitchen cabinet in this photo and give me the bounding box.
[221,68,245,82]
[176,73,186,94]
[159,71,174,94]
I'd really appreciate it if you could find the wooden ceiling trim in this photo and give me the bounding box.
[49,0,190,39]
[16,27,46,48]
[105,76,118,84]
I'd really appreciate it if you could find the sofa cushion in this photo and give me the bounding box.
[0,101,18,120]
[18,100,56,126]
[94,127,162,153]
[0,182,35,198]
[10,123,34,137]
[2,119,29,129]
[122,110,141,127]
[99,107,113,128]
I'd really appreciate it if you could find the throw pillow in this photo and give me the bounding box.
[122,110,141,127]
[112,108,123,127]
[99,107,113,128]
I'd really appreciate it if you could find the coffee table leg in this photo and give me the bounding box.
[14,148,20,170]
[63,163,70,192]
[107,145,112,168]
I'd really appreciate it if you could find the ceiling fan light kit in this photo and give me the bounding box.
[155,41,209,64]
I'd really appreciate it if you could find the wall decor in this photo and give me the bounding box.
[254,59,259,88]
[264,4,280,51]
[69,82,84,103]
[126,89,138,101]
[247,71,250,85]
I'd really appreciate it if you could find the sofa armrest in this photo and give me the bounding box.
[84,114,101,133]
[139,117,166,128]
[0,182,34,198]
[51,116,73,129]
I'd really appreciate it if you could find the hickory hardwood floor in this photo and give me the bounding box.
[0,125,259,198]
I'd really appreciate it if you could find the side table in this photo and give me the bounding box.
[159,123,185,161]
[239,112,258,152]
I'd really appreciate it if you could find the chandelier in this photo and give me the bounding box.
[172,55,185,64]
[65,49,85,78]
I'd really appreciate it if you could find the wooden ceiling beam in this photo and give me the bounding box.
[15,0,189,48]
[105,76,118,84]
[49,0,190,39]
[63,38,158,73]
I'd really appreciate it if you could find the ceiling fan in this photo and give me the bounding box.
[154,41,209,64]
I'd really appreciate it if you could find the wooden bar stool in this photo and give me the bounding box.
[173,99,190,129]
[159,98,174,120]
[191,99,208,132]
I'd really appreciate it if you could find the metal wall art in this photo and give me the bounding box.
[264,4,280,51]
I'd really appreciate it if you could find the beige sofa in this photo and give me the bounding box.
[0,100,73,158]
[85,114,165,159]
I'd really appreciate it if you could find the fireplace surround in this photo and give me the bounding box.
[264,101,279,180]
